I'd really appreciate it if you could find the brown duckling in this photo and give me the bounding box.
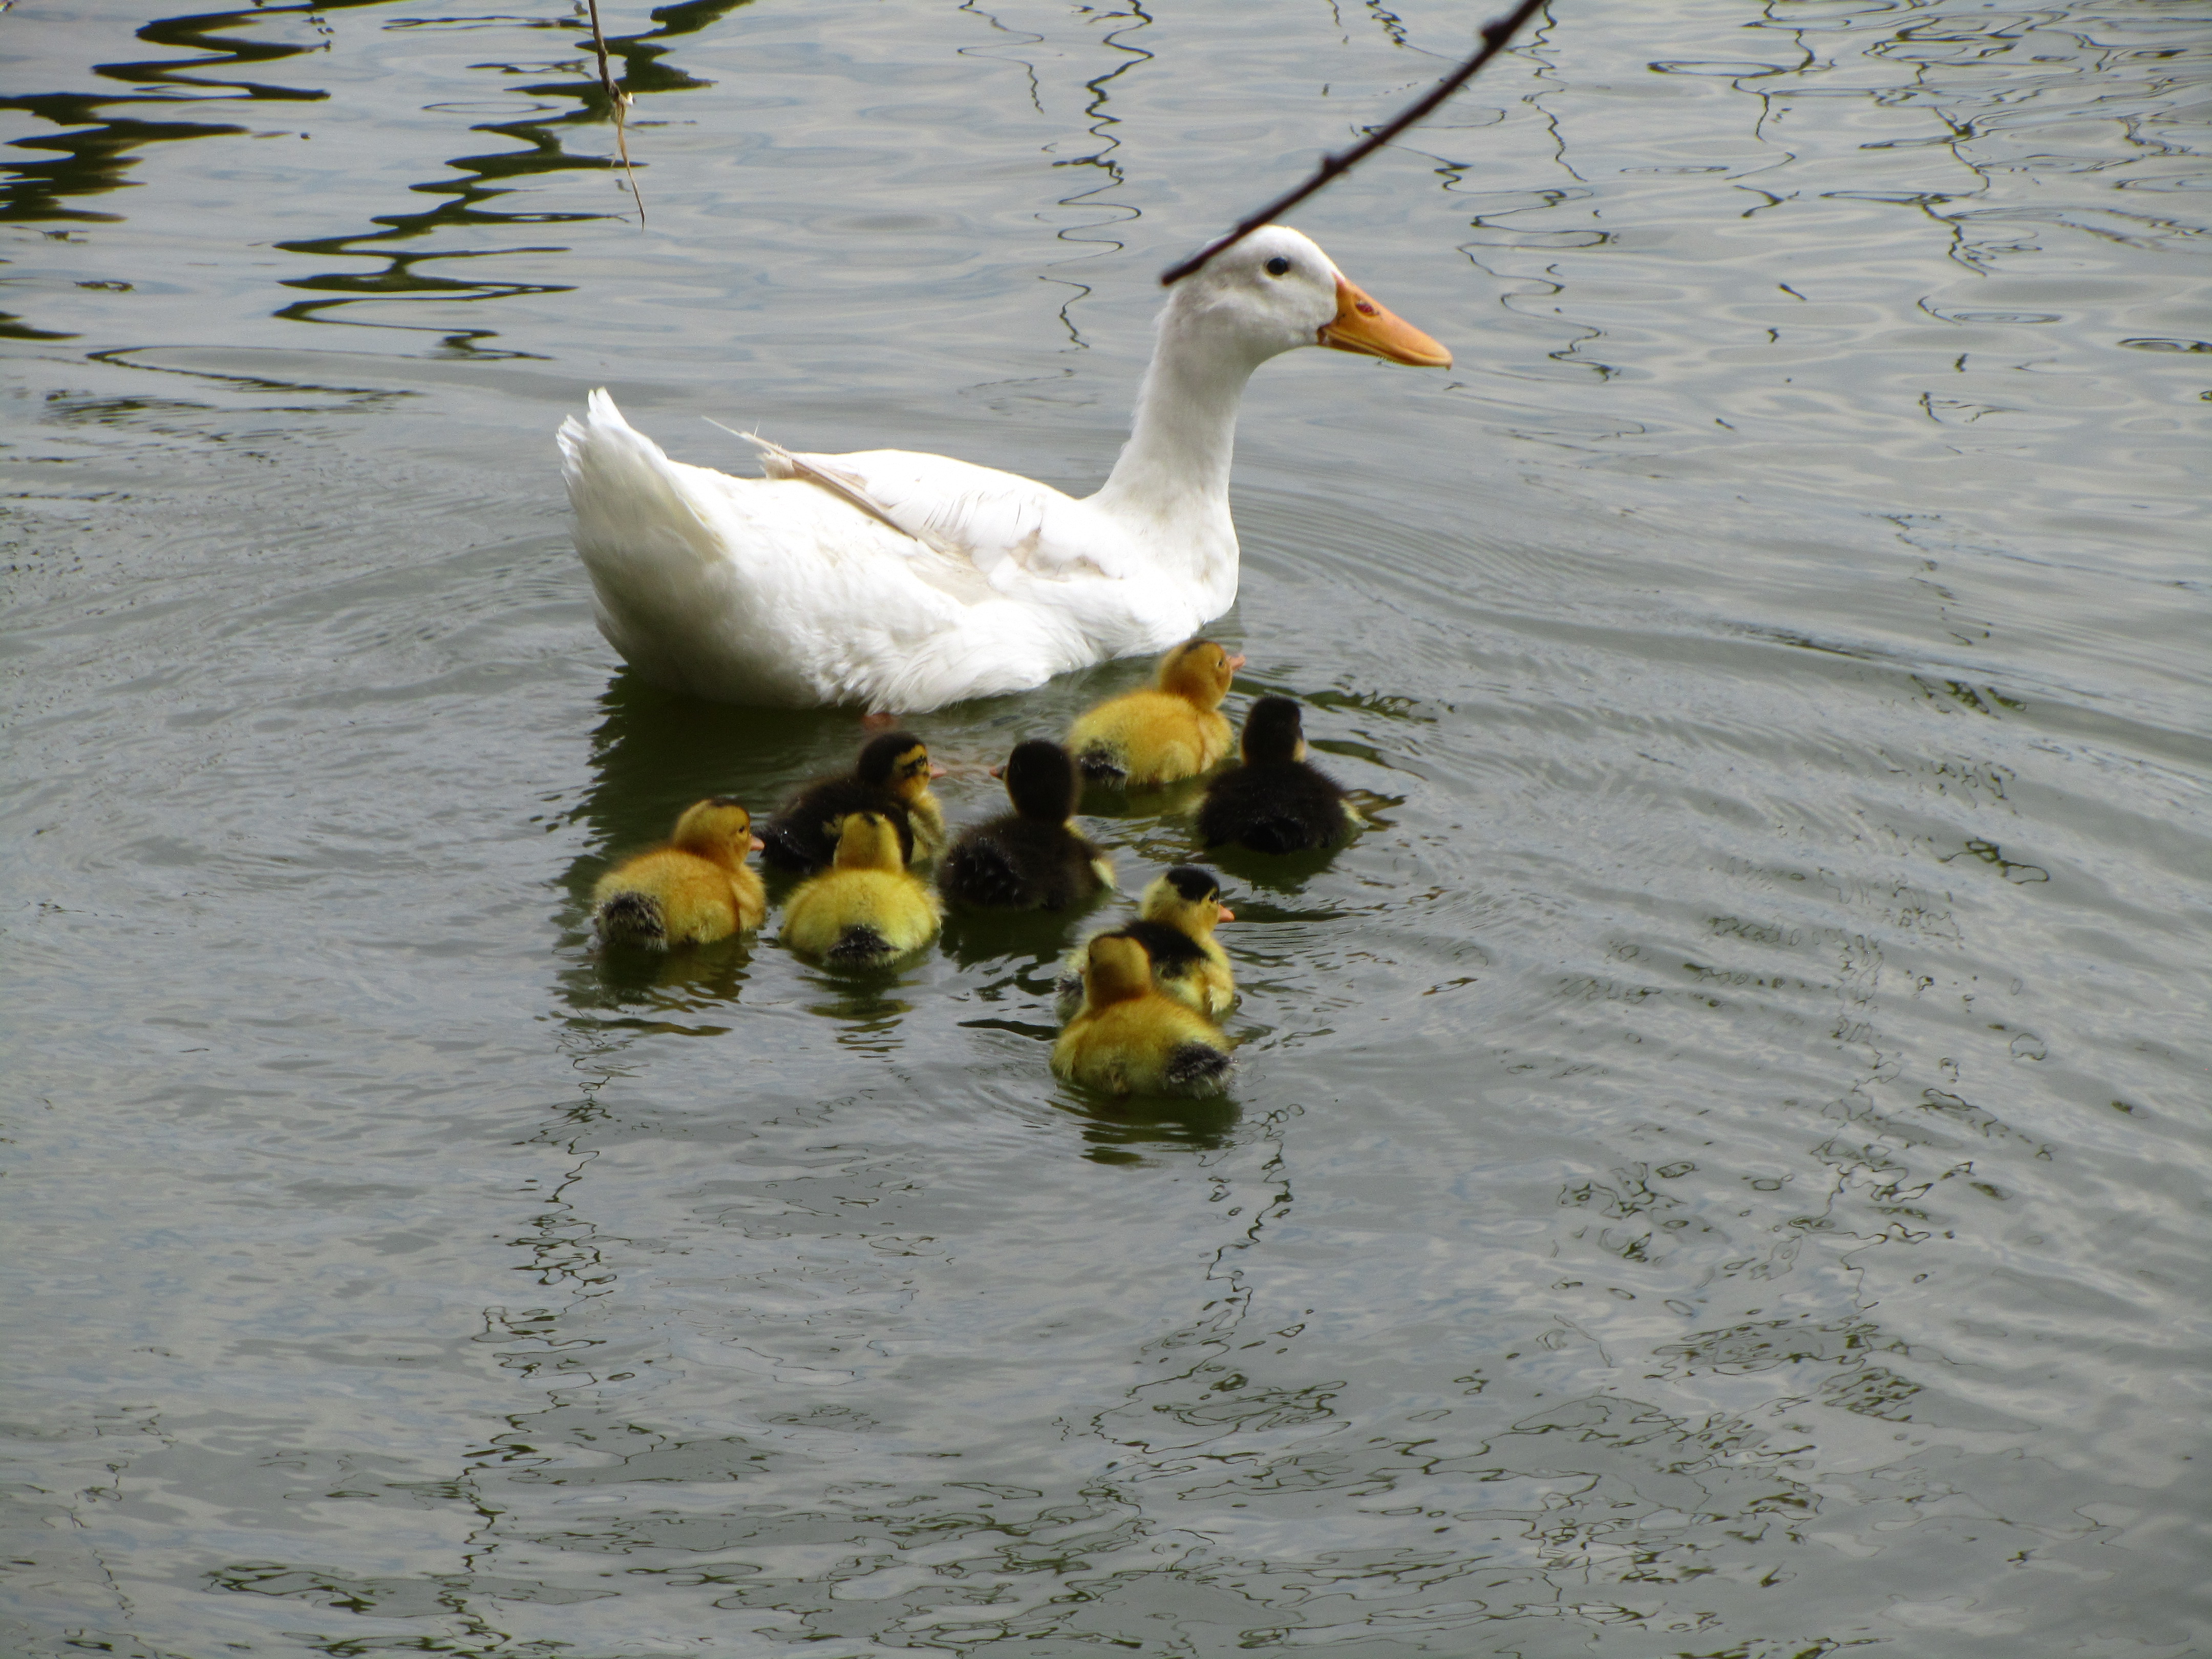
[1196,696,1362,853]
[760,730,947,875]
[1067,636,1244,788]
[940,739,1115,911]
[1057,865,1235,1017]
[1051,934,1234,1096]
[781,811,943,967]
[591,797,767,948]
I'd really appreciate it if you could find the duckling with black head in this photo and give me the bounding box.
[1067,636,1243,789]
[1052,934,1233,1096]
[941,739,1114,911]
[1057,865,1236,1017]
[760,730,947,875]
[1197,696,1362,853]
[592,797,767,948]
[782,810,943,967]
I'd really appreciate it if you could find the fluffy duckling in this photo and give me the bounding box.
[1051,934,1235,1096]
[1067,636,1244,788]
[1057,866,1236,1017]
[760,730,947,875]
[781,811,943,966]
[1197,697,1362,853]
[940,739,1115,910]
[592,797,767,948]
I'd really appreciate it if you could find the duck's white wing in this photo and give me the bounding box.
[562,391,1125,711]
[739,434,1138,586]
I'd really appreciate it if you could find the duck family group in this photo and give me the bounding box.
[589,639,1363,1096]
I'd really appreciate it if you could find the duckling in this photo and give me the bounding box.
[760,730,947,875]
[1196,697,1362,853]
[1053,934,1234,1095]
[940,739,1115,910]
[1067,636,1245,788]
[781,811,943,966]
[591,797,767,948]
[1056,865,1236,1017]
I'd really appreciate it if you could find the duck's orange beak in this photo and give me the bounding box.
[929,761,947,779]
[1319,275,1451,368]
[749,836,766,853]
[1225,652,1247,671]
[1217,904,1235,923]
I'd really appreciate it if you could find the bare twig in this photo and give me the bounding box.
[583,0,645,227]
[1160,0,1548,285]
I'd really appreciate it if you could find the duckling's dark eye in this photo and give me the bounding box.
[1265,256,1291,277]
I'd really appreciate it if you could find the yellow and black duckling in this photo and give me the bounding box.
[759,730,947,875]
[940,739,1115,911]
[1196,696,1363,853]
[781,811,943,967]
[591,797,767,948]
[1051,934,1234,1096]
[1067,636,1244,788]
[1057,865,1236,1017]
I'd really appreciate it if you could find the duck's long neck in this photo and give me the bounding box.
[1089,315,1260,573]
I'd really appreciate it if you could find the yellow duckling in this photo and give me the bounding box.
[1067,637,1244,788]
[760,730,948,874]
[1051,934,1234,1096]
[781,811,943,967]
[1057,865,1236,1017]
[591,797,767,948]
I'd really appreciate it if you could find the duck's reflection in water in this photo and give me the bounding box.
[1059,1087,1241,1162]
[558,934,756,1028]
[574,672,869,860]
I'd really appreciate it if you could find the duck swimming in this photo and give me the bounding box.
[939,739,1114,911]
[1197,696,1363,853]
[1058,865,1236,1017]
[558,226,1448,712]
[781,810,943,967]
[1052,934,1234,1097]
[1067,637,1242,788]
[591,797,767,948]
[759,730,947,875]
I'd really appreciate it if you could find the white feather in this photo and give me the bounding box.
[559,227,1416,712]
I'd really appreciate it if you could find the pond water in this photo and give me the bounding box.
[4,1,2207,1655]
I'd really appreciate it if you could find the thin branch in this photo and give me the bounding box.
[584,0,645,227]
[1160,0,1547,285]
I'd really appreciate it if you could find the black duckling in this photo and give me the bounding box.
[1057,865,1235,1017]
[1051,934,1234,1096]
[780,811,943,967]
[940,739,1115,910]
[1196,697,1362,853]
[591,797,768,948]
[759,730,947,874]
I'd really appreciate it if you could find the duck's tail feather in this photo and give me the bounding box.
[1164,1042,1232,1090]
[1235,815,1319,855]
[825,924,892,965]
[943,840,1028,909]
[594,890,666,949]
[1076,743,1126,784]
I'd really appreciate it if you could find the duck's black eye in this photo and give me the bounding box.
[1265,256,1291,277]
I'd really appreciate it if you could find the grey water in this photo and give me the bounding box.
[3,0,2207,1654]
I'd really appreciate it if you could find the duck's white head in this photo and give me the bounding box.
[1162,225,1451,372]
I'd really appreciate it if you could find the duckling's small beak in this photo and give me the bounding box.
[1217,904,1235,923]
[1226,653,1247,671]
[1319,276,1451,368]
[986,763,1005,780]
[750,836,766,853]
[929,762,948,779]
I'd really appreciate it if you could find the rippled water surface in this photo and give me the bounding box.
[5,1,2208,1654]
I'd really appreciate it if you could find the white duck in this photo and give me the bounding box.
[558,225,1448,713]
